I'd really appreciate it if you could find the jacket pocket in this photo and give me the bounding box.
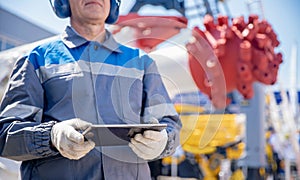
[115,77,143,124]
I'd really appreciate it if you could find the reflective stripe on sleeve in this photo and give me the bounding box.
[0,103,43,122]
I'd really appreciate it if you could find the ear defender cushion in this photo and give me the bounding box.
[54,0,71,18]
[53,0,120,24]
[106,0,121,24]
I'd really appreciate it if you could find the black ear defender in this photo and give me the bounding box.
[49,0,121,24]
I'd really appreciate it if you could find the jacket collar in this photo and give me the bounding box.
[61,26,122,53]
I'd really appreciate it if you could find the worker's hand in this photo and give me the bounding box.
[129,129,168,160]
[51,118,95,160]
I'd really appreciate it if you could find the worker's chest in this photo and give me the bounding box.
[41,51,145,124]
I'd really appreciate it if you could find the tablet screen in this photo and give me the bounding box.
[82,124,167,146]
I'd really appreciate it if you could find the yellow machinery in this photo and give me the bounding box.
[180,114,245,155]
[162,104,246,179]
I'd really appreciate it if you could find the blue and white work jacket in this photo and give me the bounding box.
[0,26,181,180]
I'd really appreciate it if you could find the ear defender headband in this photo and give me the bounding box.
[49,0,121,24]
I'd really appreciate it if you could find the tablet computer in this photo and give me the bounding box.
[82,124,167,146]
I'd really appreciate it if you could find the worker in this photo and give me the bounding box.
[0,0,181,179]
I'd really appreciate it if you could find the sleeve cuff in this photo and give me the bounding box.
[33,121,59,157]
[155,128,180,160]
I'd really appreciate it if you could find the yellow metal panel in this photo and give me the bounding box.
[180,114,246,155]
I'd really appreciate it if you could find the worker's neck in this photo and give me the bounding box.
[71,20,106,43]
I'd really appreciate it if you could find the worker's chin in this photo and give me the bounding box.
[81,12,104,21]
[84,6,108,16]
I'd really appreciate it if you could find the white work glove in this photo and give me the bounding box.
[51,118,95,160]
[129,129,168,160]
